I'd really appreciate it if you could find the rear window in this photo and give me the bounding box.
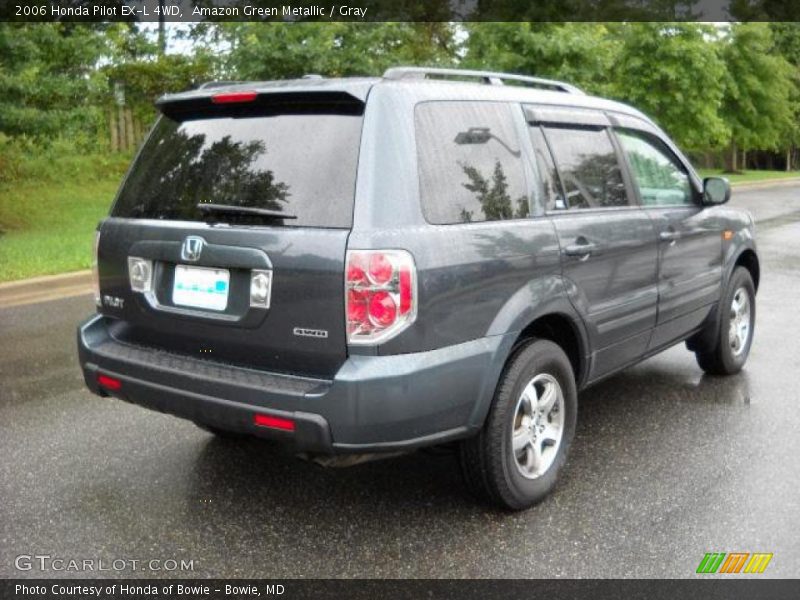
[112,108,363,228]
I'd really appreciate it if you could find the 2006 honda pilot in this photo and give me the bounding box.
[78,67,759,509]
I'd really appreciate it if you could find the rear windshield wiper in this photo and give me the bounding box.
[197,203,298,220]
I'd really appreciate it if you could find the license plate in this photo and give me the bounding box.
[173,265,230,311]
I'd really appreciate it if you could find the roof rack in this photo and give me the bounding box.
[382,67,585,95]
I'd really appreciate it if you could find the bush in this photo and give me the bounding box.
[0,134,131,186]
[0,133,27,184]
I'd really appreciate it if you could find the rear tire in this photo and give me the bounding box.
[695,267,755,375]
[459,339,577,510]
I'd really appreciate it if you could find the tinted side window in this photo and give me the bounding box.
[543,127,629,209]
[616,129,692,206]
[416,102,529,224]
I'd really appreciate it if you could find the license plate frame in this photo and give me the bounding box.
[172,265,230,312]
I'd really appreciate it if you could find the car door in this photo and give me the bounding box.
[613,127,723,350]
[526,107,659,381]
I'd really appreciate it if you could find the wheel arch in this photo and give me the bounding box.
[511,313,587,388]
[484,275,589,385]
[470,308,589,431]
[687,245,759,354]
[734,248,760,292]
[469,276,590,430]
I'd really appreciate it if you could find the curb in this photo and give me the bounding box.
[731,177,800,190]
[0,270,93,309]
[0,269,92,290]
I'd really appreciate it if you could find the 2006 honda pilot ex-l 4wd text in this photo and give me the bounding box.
[78,67,759,509]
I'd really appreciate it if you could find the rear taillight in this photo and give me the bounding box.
[92,231,101,307]
[345,250,417,345]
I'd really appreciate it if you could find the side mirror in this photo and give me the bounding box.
[703,177,731,205]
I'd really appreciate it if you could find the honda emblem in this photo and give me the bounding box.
[181,236,205,262]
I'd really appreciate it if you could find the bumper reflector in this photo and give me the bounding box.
[253,413,295,432]
[97,374,122,391]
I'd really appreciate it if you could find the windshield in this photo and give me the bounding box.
[111,108,363,228]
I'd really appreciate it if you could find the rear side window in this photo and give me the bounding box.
[416,102,529,224]
[112,109,363,228]
[543,126,629,209]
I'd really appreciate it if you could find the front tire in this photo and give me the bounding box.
[459,339,577,510]
[695,266,756,375]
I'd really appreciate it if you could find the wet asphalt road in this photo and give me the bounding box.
[1,185,799,579]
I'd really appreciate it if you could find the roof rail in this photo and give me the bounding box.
[382,67,585,95]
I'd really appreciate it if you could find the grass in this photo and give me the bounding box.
[0,152,130,282]
[698,168,800,185]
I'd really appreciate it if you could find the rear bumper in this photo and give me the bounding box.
[77,315,513,454]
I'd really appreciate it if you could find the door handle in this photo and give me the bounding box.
[563,242,597,259]
[659,230,681,244]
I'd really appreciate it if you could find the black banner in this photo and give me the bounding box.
[3,579,800,600]
[2,0,800,22]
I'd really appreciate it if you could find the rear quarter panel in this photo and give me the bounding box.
[357,221,565,354]
[349,84,572,355]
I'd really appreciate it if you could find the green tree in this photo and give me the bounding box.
[721,23,795,171]
[101,23,215,143]
[463,23,618,96]
[609,23,729,152]
[216,22,457,80]
[0,23,214,148]
[770,23,800,170]
[102,53,214,123]
[0,23,109,142]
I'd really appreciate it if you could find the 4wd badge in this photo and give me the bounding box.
[293,328,328,339]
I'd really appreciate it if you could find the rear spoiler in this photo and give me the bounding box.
[156,88,368,120]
